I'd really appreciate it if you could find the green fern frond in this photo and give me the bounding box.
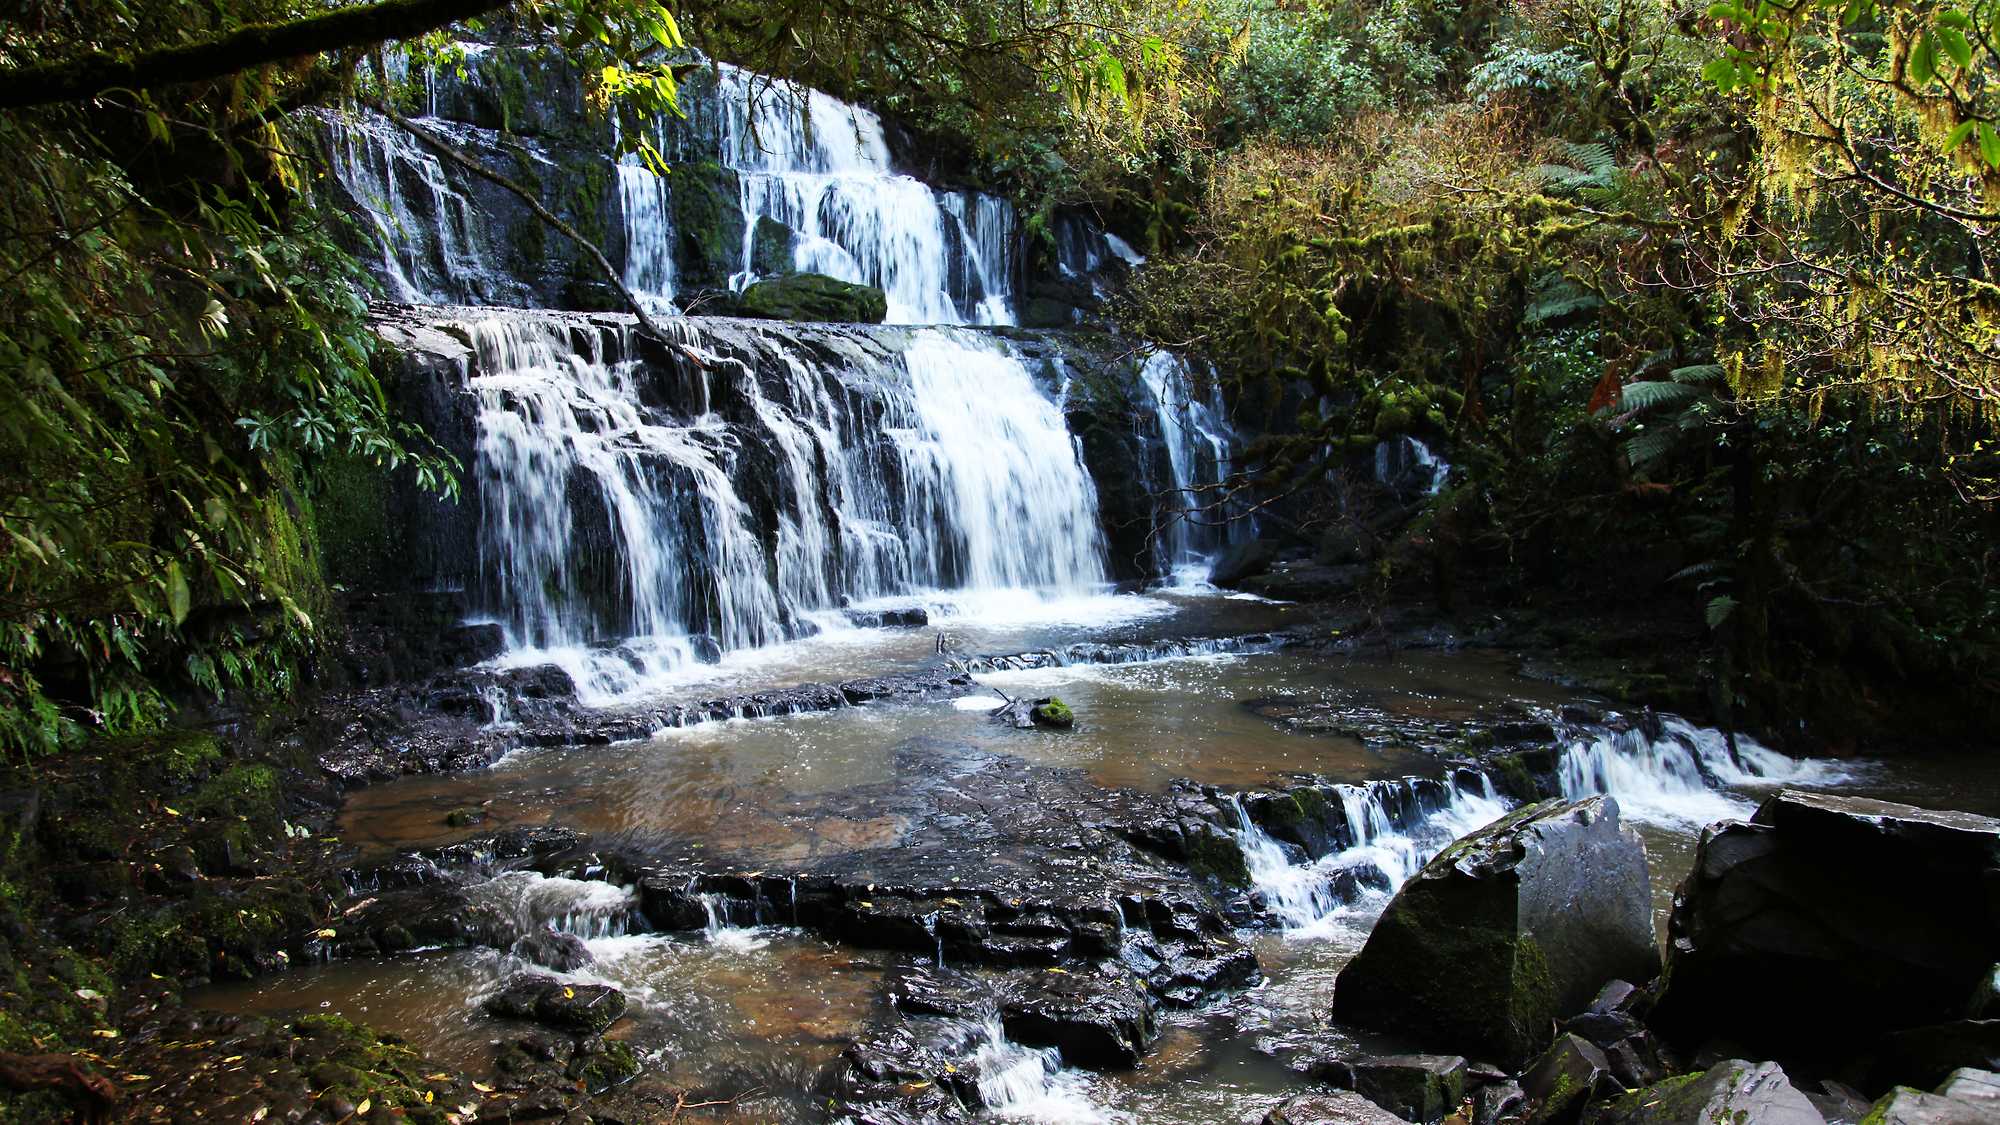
[1625,426,1679,468]
[1523,277,1601,324]
[1619,381,1703,411]
[1669,363,1725,385]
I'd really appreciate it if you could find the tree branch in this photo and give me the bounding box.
[365,99,698,356]
[0,0,508,109]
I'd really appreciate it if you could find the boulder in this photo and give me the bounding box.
[515,929,592,972]
[1208,538,1280,587]
[1332,797,1658,1069]
[483,974,627,1034]
[1263,1091,1414,1125]
[1474,1081,1526,1125]
[1651,792,2000,1072]
[668,160,744,290]
[750,215,795,276]
[1519,1034,1611,1124]
[738,272,889,324]
[1350,1054,1467,1123]
[1592,1060,1827,1125]
[1000,965,1157,1069]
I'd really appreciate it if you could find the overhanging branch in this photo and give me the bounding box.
[0,0,508,109]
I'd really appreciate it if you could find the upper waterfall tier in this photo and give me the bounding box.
[376,308,1124,700]
[317,49,1041,325]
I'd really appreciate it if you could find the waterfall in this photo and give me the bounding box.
[968,1016,1117,1123]
[1374,435,1448,496]
[1135,351,1241,575]
[1557,716,1848,826]
[458,312,1105,702]
[617,158,677,313]
[470,872,640,940]
[698,63,1018,325]
[324,111,496,305]
[1229,777,1510,935]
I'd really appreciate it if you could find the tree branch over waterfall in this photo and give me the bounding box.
[0,0,508,109]
[366,100,702,360]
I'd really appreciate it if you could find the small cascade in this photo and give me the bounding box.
[695,63,1018,325]
[472,872,640,940]
[615,156,677,313]
[697,891,770,952]
[1558,716,1846,826]
[1374,434,1449,496]
[1135,351,1242,572]
[968,1015,1116,1123]
[1229,775,1510,934]
[323,111,496,304]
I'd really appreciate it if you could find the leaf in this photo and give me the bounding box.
[1706,595,1739,629]
[1908,32,1938,84]
[1979,123,2000,170]
[165,561,191,626]
[1619,381,1704,411]
[1937,26,1972,69]
[354,1098,371,1116]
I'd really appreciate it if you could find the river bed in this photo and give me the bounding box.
[196,587,1995,1123]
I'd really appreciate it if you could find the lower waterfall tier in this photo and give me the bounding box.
[357,308,1235,700]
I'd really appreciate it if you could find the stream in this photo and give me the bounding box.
[194,587,2000,1123]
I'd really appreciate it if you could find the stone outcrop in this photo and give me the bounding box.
[1333,797,1658,1069]
[1651,791,2000,1077]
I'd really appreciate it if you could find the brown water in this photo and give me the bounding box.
[198,592,1994,1124]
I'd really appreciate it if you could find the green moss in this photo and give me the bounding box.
[670,160,745,289]
[311,448,396,590]
[578,1039,641,1090]
[1186,828,1252,888]
[739,272,889,323]
[1293,787,1331,823]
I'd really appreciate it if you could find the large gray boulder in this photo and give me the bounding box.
[1651,791,2000,1070]
[1332,797,1657,1069]
[1592,1059,1826,1125]
[1263,1091,1413,1125]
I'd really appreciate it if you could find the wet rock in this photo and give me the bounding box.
[739,272,889,323]
[1604,1033,1668,1090]
[888,963,994,1021]
[1264,1091,1415,1125]
[1519,1033,1612,1124]
[445,805,488,828]
[1652,791,2000,1073]
[484,973,627,1033]
[1474,1080,1527,1125]
[1240,561,1367,602]
[1210,538,1281,587]
[1592,1059,1826,1125]
[515,929,593,972]
[1350,1054,1468,1123]
[843,606,930,629]
[687,632,723,663]
[1001,964,1158,1069]
[821,1025,978,1123]
[1333,797,1657,1069]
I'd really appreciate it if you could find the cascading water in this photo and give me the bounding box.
[968,1016,1119,1123]
[695,62,1018,325]
[460,311,1107,701]
[1374,434,1449,496]
[325,111,497,305]
[1229,777,1510,936]
[1557,716,1849,826]
[1135,351,1242,576]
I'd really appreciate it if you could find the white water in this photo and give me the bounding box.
[1558,716,1852,826]
[326,112,494,304]
[458,313,1108,703]
[1231,777,1511,939]
[1136,351,1242,572]
[469,871,640,940]
[969,1016,1124,1124]
[616,157,677,313]
[1374,434,1449,496]
[699,63,1017,325]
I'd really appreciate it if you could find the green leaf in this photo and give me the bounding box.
[1620,381,1705,411]
[1980,123,2000,170]
[166,561,191,626]
[1944,120,1978,152]
[1937,27,1972,69]
[1908,33,1938,84]
[1705,595,1739,630]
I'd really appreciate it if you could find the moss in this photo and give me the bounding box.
[739,272,889,324]
[577,1039,641,1091]
[670,160,745,289]
[1030,697,1076,729]
[311,448,395,589]
[1185,828,1252,888]
[1293,787,1331,823]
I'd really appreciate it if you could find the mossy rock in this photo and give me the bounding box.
[1185,824,1252,889]
[669,160,744,289]
[1031,698,1075,729]
[750,216,795,276]
[738,272,888,324]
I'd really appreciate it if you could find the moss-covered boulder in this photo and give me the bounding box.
[1032,697,1076,729]
[1331,797,1657,1070]
[750,215,795,276]
[669,160,744,290]
[1592,1059,1825,1125]
[738,272,889,323]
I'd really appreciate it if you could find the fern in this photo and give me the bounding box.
[1619,381,1704,411]
[1625,426,1679,469]
[1524,277,1602,324]
[1669,363,1725,384]
[1536,141,1618,197]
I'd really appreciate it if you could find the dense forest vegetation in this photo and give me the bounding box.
[1,0,1995,747]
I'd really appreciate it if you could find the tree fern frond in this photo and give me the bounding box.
[1619,380,1703,411]
[1625,426,1679,468]
[1669,363,1725,384]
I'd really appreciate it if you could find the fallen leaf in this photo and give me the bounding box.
[90,1029,119,1039]
[354,1097,371,1115]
